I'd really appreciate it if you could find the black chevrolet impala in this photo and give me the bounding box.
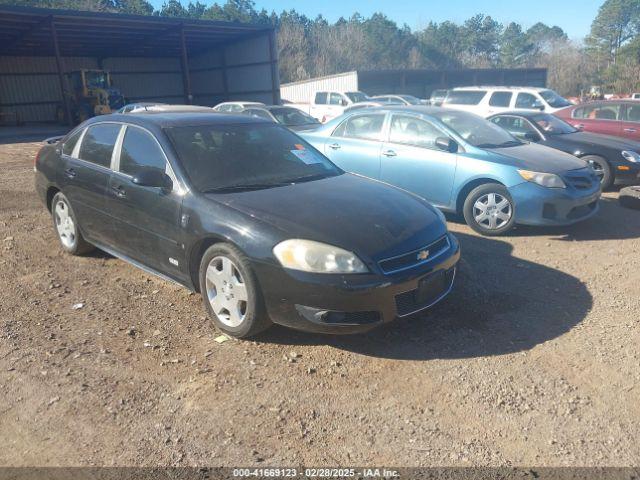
[34,113,460,338]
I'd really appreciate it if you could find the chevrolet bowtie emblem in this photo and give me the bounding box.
[417,250,430,261]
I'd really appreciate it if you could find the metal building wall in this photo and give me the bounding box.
[190,32,279,106]
[0,55,97,123]
[280,71,359,103]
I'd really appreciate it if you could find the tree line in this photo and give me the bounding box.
[3,0,640,95]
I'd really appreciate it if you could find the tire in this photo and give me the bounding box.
[583,155,612,190]
[619,186,640,210]
[51,192,94,255]
[463,183,516,236]
[198,243,271,338]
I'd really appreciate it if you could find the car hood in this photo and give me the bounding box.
[205,173,447,261]
[558,131,640,151]
[485,142,588,174]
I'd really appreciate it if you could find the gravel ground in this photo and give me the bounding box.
[1,140,639,467]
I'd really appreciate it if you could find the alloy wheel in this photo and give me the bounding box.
[473,193,513,230]
[54,200,76,249]
[205,256,249,328]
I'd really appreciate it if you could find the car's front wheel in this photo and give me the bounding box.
[463,183,515,236]
[199,243,272,338]
[582,155,612,190]
[51,192,94,255]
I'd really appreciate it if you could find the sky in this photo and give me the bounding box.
[149,0,603,39]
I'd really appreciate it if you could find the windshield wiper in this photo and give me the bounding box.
[202,182,288,193]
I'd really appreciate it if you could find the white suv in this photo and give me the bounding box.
[441,86,572,117]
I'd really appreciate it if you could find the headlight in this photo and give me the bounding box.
[518,169,566,188]
[622,150,640,163]
[273,239,368,274]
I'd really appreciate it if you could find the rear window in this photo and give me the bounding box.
[62,129,83,156]
[489,91,512,107]
[445,90,487,105]
[165,123,341,193]
[78,123,120,168]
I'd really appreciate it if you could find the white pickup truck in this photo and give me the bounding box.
[288,91,370,123]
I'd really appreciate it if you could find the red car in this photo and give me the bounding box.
[555,100,640,142]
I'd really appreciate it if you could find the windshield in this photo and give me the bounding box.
[531,113,577,135]
[270,107,319,126]
[345,92,370,103]
[166,124,341,193]
[398,95,421,105]
[434,111,522,148]
[539,89,572,108]
[85,71,109,89]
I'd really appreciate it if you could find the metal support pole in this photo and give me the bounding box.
[268,30,280,105]
[180,25,192,104]
[50,17,73,126]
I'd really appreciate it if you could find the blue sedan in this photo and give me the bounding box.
[301,106,602,235]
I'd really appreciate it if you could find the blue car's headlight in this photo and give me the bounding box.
[518,169,566,189]
[622,150,640,163]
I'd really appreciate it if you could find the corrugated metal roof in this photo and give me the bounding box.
[0,5,274,58]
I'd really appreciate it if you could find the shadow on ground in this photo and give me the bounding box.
[257,231,592,360]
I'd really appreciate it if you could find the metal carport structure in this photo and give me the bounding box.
[0,5,280,125]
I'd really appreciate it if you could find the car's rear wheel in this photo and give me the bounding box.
[463,183,515,236]
[583,155,612,189]
[199,243,271,338]
[51,192,94,255]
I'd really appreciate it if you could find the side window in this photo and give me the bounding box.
[62,129,83,156]
[329,93,344,105]
[491,116,536,136]
[248,109,272,121]
[574,104,620,120]
[515,93,539,109]
[78,123,121,168]
[389,115,445,149]
[119,126,166,176]
[624,104,640,122]
[445,90,486,105]
[333,114,385,141]
[314,92,327,105]
[489,91,512,107]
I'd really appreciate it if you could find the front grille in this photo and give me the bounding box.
[563,169,599,190]
[395,267,455,317]
[321,311,381,325]
[379,235,450,274]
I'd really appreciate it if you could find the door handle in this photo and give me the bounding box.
[574,123,585,129]
[64,168,76,178]
[624,128,637,133]
[328,143,341,150]
[382,149,397,157]
[111,185,127,198]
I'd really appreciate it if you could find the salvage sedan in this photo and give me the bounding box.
[301,106,602,236]
[34,113,459,338]
[488,111,640,189]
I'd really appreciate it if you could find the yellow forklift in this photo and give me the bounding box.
[56,69,126,124]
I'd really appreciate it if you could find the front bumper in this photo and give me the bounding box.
[509,181,601,226]
[253,233,461,334]
[613,162,640,185]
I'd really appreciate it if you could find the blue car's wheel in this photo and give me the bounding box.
[463,183,515,236]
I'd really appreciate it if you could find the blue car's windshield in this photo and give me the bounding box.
[166,124,342,193]
[434,111,523,148]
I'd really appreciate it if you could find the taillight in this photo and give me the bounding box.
[34,147,44,171]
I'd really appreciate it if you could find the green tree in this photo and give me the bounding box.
[499,22,533,66]
[587,0,640,66]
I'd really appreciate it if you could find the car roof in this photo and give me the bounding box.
[451,86,547,92]
[90,112,272,128]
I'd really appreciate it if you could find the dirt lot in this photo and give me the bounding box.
[1,140,639,468]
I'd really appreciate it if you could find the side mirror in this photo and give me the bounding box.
[131,167,173,191]
[533,101,545,111]
[435,137,458,153]
[524,131,541,142]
